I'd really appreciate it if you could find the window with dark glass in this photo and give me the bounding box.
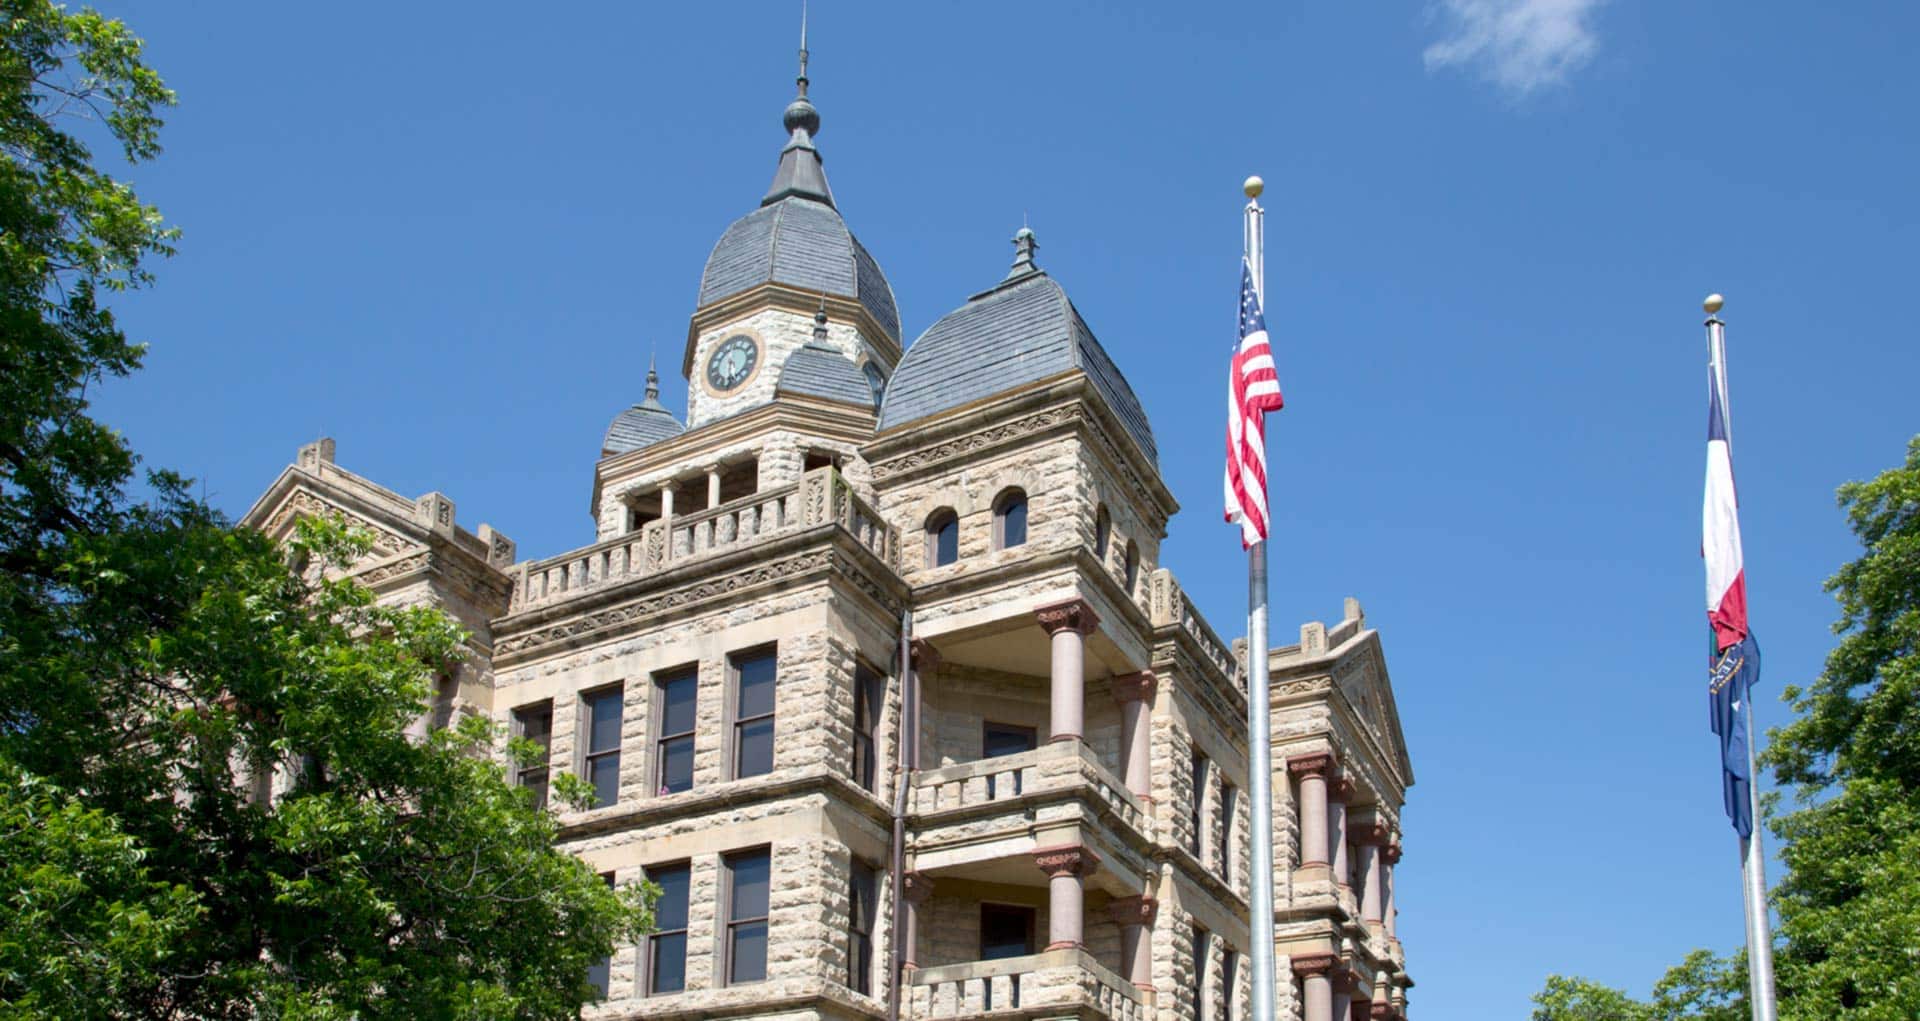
[654,668,697,795]
[979,904,1035,961]
[587,871,616,998]
[732,648,777,779]
[848,860,878,994]
[725,848,771,984]
[512,701,552,810]
[647,862,690,995]
[1094,505,1111,560]
[1190,749,1209,856]
[1124,540,1140,592]
[583,685,623,808]
[993,489,1028,549]
[926,509,958,567]
[1222,948,1240,1021]
[852,662,883,792]
[1194,925,1214,1021]
[982,721,1037,798]
[1219,781,1239,882]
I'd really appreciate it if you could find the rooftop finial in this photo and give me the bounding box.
[763,5,832,207]
[813,295,830,344]
[644,349,662,402]
[1006,225,1040,279]
[798,0,810,97]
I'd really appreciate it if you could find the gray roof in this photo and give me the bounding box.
[697,197,900,345]
[602,366,685,456]
[876,233,1157,464]
[777,340,878,411]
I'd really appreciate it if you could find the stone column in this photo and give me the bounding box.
[1359,824,1388,928]
[1034,599,1100,744]
[1328,776,1354,889]
[1291,954,1337,1021]
[902,872,934,970]
[705,463,722,506]
[1110,670,1157,802]
[1383,841,1401,943]
[659,480,677,522]
[1286,754,1334,868]
[1107,894,1157,991]
[1033,845,1098,950]
[1332,967,1356,1021]
[909,639,941,773]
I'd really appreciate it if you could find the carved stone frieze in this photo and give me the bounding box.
[870,405,1082,481]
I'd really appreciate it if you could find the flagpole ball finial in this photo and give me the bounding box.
[1704,293,1725,314]
[1243,175,1264,199]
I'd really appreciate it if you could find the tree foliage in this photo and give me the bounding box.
[0,5,649,1018]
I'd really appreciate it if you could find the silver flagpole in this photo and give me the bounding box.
[1704,294,1779,1021]
[1244,176,1277,1021]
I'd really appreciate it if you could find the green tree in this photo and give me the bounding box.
[1531,951,1746,1021]
[0,5,649,1018]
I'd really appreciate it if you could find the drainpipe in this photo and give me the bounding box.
[887,608,915,1021]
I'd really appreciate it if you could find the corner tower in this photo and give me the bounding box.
[683,37,899,430]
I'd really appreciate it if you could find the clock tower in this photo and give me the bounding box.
[682,40,899,430]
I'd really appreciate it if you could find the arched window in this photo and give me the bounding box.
[926,508,959,568]
[993,488,1028,550]
[1093,505,1111,561]
[1123,540,1140,592]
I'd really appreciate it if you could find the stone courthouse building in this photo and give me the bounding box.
[242,50,1415,1021]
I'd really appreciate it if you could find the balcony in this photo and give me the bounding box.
[509,466,896,612]
[911,740,1150,847]
[907,948,1149,1021]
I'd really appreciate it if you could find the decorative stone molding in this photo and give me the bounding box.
[1289,953,1338,978]
[1035,597,1101,637]
[903,871,934,904]
[1109,669,1158,705]
[1332,968,1363,995]
[871,404,1083,482]
[1287,753,1335,780]
[1369,1003,1396,1021]
[910,638,943,672]
[1359,822,1392,846]
[1330,776,1357,803]
[296,437,336,469]
[1032,844,1098,879]
[1107,894,1158,927]
[1384,842,1403,865]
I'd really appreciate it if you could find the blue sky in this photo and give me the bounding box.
[89,2,1917,1017]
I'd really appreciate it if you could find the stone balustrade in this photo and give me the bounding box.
[510,467,897,612]
[911,740,1149,837]
[906,947,1148,1021]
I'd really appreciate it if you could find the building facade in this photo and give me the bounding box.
[242,57,1414,1021]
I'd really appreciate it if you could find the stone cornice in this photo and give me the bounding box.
[684,281,902,378]
[555,763,894,841]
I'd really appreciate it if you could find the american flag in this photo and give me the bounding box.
[1224,260,1284,548]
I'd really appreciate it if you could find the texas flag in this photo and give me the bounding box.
[1703,362,1759,838]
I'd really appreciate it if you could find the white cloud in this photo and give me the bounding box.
[1423,0,1606,96]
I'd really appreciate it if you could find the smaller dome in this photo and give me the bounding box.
[778,340,878,411]
[602,365,686,456]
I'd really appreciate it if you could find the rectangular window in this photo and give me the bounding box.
[1194,925,1214,1021]
[732,649,777,779]
[653,668,697,795]
[979,904,1036,961]
[1222,948,1240,1021]
[587,871,616,999]
[512,701,552,810]
[852,662,883,792]
[725,848,771,985]
[646,862,690,995]
[848,860,878,994]
[1191,749,1209,856]
[583,685,624,808]
[1219,781,1239,882]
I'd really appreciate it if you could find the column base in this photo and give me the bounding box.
[1043,940,1082,952]
[1048,733,1082,744]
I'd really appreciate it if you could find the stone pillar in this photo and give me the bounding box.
[1328,776,1354,888]
[1110,670,1157,802]
[1287,754,1334,868]
[659,481,680,560]
[902,872,933,970]
[1383,841,1401,942]
[1107,895,1157,991]
[1360,824,1388,928]
[705,463,722,506]
[909,639,941,773]
[1033,845,1097,950]
[1332,967,1356,1021]
[1034,599,1100,744]
[1291,954,1337,1021]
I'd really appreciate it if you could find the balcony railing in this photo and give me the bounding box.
[907,947,1148,1021]
[510,467,897,612]
[911,740,1149,838]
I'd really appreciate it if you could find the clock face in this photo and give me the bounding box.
[705,334,760,394]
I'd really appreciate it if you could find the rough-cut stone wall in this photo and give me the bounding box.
[689,308,877,430]
[878,432,1083,582]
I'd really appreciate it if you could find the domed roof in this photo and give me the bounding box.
[776,307,881,411]
[694,73,899,344]
[877,230,1157,464]
[602,364,685,456]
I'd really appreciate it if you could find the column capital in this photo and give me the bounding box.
[1287,752,1335,780]
[909,638,943,672]
[1369,1004,1395,1021]
[1384,841,1403,865]
[1033,843,1099,879]
[1330,776,1357,803]
[658,478,682,493]
[903,871,935,904]
[1358,822,1392,847]
[1110,669,1158,705]
[1331,967,1364,995]
[1289,952,1338,978]
[1107,894,1158,927]
[702,462,723,475]
[1035,597,1101,637]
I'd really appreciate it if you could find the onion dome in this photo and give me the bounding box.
[602,362,685,457]
[777,306,880,411]
[695,60,899,345]
[877,229,1157,463]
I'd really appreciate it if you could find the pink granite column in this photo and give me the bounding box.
[1291,954,1337,1021]
[1108,895,1157,991]
[1034,845,1098,950]
[902,872,933,969]
[1035,599,1100,744]
[1287,754,1333,868]
[909,639,941,772]
[1332,967,1357,1021]
[1328,775,1354,888]
[1359,823,1389,928]
[1111,671,1158,802]
[1383,841,1401,943]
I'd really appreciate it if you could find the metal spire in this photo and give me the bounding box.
[1005,226,1040,279]
[798,0,810,96]
[644,347,663,403]
[763,1,833,207]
